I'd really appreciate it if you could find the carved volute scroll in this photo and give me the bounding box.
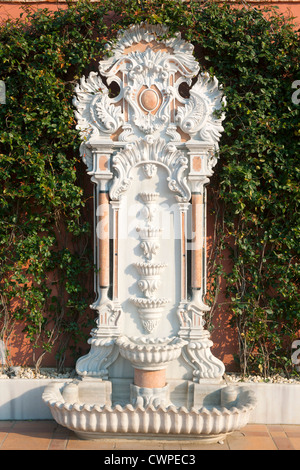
[73,24,226,383]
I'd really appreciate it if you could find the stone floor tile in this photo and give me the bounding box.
[271,436,294,450]
[0,432,9,449]
[241,424,270,437]
[0,432,52,450]
[48,437,69,450]
[12,420,56,434]
[0,421,14,431]
[227,431,277,450]
[268,425,287,440]
[267,425,284,433]
[175,436,228,450]
[115,439,164,450]
[0,421,14,449]
[268,431,286,438]
[0,420,56,450]
[288,438,300,450]
[181,441,229,450]
[66,435,116,450]
[1,421,300,450]
[243,424,268,431]
[48,426,70,450]
[283,425,300,438]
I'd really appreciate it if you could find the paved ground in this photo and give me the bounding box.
[0,421,300,450]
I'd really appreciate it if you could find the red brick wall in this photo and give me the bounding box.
[0,1,300,25]
[1,1,299,370]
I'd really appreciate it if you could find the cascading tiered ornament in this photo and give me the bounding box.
[130,191,169,333]
[43,23,256,442]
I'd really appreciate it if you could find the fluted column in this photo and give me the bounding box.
[97,184,110,304]
[75,144,121,379]
[188,176,210,317]
[178,147,225,383]
[178,202,189,303]
[91,144,113,308]
[110,200,120,301]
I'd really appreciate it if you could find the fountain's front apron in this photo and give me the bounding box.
[43,24,256,442]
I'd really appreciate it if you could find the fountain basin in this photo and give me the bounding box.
[134,262,167,276]
[42,381,256,442]
[116,336,187,370]
[129,299,170,333]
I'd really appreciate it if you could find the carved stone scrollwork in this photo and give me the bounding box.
[137,278,161,298]
[178,300,225,383]
[73,73,124,172]
[75,338,119,380]
[75,302,122,379]
[130,384,171,408]
[176,73,225,149]
[109,138,191,202]
[180,330,226,383]
[98,24,200,140]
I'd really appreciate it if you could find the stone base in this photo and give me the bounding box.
[74,430,229,444]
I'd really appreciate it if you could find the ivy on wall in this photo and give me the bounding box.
[0,0,299,375]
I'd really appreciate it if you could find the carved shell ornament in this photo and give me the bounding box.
[109,137,191,202]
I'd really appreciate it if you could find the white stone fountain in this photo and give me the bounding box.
[42,24,256,442]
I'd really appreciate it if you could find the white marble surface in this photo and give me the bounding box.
[1,379,300,424]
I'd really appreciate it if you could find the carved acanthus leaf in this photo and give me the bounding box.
[73,71,124,169]
[176,93,207,136]
[185,338,226,381]
[176,73,225,147]
[100,24,199,79]
[94,93,124,134]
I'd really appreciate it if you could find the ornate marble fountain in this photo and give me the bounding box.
[42,24,256,442]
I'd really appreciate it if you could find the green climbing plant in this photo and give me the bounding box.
[0,0,299,375]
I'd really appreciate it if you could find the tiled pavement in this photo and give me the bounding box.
[0,421,300,450]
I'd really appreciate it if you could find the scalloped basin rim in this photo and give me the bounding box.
[129,297,170,306]
[45,400,255,415]
[116,335,188,351]
[117,335,186,345]
[134,262,168,267]
[42,382,257,437]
